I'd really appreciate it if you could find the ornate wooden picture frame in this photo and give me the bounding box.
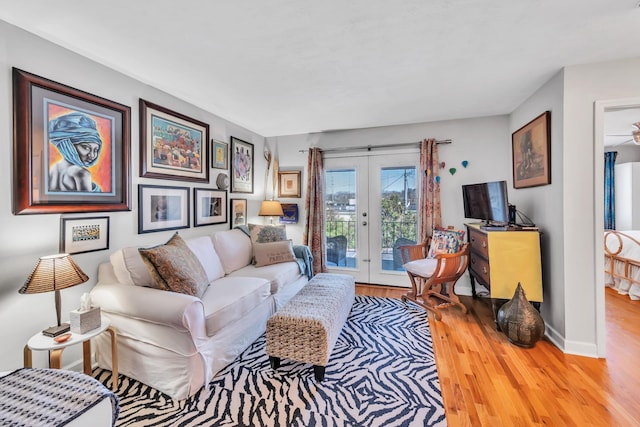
[512,111,551,189]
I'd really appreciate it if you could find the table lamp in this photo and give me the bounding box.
[259,200,284,225]
[19,253,89,337]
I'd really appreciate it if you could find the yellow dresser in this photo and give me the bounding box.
[466,224,543,302]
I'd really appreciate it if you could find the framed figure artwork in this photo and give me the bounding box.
[230,198,247,229]
[138,184,190,234]
[230,137,254,193]
[12,68,131,214]
[139,99,209,183]
[512,111,551,189]
[211,139,228,169]
[60,216,110,254]
[194,188,227,227]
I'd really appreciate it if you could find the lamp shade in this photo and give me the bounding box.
[259,200,284,217]
[19,253,89,295]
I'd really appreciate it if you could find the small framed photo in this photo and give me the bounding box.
[279,203,299,224]
[211,139,228,169]
[278,170,302,198]
[230,198,247,229]
[139,99,209,183]
[230,137,254,193]
[194,188,227,227]
[138,184,190,234]
[60,216,110,254]
[512,111,551,189]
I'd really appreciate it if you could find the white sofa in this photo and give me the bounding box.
[89,228,312,400]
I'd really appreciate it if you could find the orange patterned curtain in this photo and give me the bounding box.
[303,147,326,274]
[419,139,441,243]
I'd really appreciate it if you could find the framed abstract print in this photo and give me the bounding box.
[211,139,228,169]
[230,137,254,193]
[138,184,190,234]
[140,99,209,183]
[512,111,551,189]
[60,216,110,254]
[12,68,131,214]
[194,188,227,227]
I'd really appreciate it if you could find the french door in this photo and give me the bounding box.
[324,152,419,286]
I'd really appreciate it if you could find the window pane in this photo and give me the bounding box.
[325,169,356,268]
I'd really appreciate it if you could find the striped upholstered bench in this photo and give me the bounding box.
[266,273,355,381]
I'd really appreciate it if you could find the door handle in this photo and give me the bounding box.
[362,221,368,226]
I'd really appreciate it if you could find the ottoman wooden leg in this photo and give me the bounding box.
[314,365,325,382]
[269,356,280,370]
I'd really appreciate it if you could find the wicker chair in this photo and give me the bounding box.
[399,242,470,320]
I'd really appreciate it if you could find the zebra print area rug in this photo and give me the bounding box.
[94,295,446,426]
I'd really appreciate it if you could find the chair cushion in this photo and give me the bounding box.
[428,227,466,258]
[404,258,438,277]
[212,229,253,274]
[200,276,271,336]
[253,240,297,267]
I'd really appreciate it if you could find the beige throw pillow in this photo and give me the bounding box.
[138,233,209,297]
[248,224,287,245]
[253,240,297,267]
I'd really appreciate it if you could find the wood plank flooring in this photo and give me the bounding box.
[355,284,640,426]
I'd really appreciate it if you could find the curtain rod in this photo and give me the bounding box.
[297,139,452,154]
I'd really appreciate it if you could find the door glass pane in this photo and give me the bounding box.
[380,166,418,271]
[325,169,356,268]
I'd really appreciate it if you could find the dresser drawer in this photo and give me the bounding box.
[470,253,491,286]
[468,228,489,259]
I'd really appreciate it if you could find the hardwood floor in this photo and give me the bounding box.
[355,284,640,426]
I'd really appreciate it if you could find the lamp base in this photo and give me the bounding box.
[42,323,70,337]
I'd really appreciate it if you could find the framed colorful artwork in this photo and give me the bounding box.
[194,188,227,227]
[278,170,302,198]
[230,198,247,229]
[138,184,190,234]
[230,137,254,193]
[139,99,209,182]
[12,68,131,214]
[512,111,551,189]
[279,203,299,224]
[60,216,110,254]
[211,139,228,169]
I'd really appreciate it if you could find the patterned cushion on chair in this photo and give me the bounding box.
[427,227,466,258]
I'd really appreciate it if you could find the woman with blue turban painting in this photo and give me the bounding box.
[48,112,103,192]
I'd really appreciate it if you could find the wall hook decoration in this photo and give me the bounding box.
[435,175,441,183]
[449,168,456,175]
[462,160,469,168]
[440,161,446,168]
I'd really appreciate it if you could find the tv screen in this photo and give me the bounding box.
[462,181,509,225]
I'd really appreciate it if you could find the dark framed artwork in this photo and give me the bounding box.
[278,170,302,198]
[512,111,551,189]
[279,203,299,224]
[230,137,254,193]
[140,99,209,182]
[211,139,228,169]
[12,68,131,214]
[194,188,227,227]
[138,184,190,234]
[60,216,110,254]
[230,198,247,229]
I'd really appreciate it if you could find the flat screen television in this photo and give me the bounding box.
[462,180,510,225]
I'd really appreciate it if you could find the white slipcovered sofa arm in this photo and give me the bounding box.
[91,263,205,332]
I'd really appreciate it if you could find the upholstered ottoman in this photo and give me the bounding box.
[266,273,355,381]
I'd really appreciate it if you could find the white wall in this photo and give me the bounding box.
[0,21,270,371]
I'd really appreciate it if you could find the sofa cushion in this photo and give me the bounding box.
[200,276,271,336]
[253,240,297,267]
[230,261,302,294]
[185,236,225,282]
[212,229,253,274]
[110,247,155,287]
[138,233,209,297]
[248,224,287,245]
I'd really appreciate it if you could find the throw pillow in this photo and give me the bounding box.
[138,233,209,298]
[253,240,297,267]
[248,223,287,245]
[428,227,466,258]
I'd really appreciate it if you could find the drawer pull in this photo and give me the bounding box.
[482,266,488,274]
[481,241,487,248]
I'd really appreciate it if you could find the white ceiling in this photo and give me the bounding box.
[1,1,640,137]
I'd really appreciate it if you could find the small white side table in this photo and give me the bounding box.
[23,317,118,390]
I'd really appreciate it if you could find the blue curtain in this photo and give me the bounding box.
[604,151,617,230]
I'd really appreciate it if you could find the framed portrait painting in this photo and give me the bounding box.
[12,68,131,214]
[230,198,247,229]
[60,216,110,254]
[278,170,302,198]
[194,188,227,227]
[138,184,190,234]
[512,111,551,189]
[140,99,209,183]
[211,139,228,169]
[230,137,254,193]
